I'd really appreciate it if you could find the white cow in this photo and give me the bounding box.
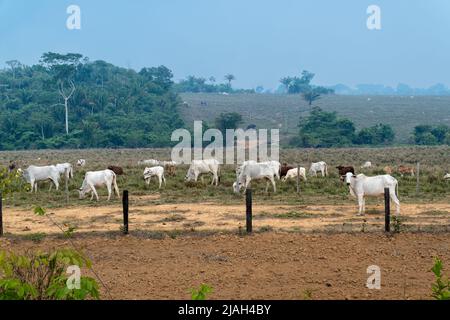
[138,159,159,166]
[236,160,280,179]
[23,165,60,193]
[344,172,400,216]
[309,161,328,177]
[55,163,74,180]
[185,159,220,186]
[444,173,450,180]
[160,160,178,166]
[77,159,86,167]
[361,161,373,169]
[79,169,120,201]
[282,167,307,182]
[233,162,277,193]
[143,166,166,189]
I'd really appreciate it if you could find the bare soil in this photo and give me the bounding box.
[1,233,449,300]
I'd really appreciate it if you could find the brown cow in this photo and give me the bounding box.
[280,164,294,178]
[8,161,17,172]
[398,165,415,177]
[383,166,393,174]
[336,165,355,177]
[107,165,124,176]
[165,164,176,176]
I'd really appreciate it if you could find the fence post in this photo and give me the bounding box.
[416,162,420,194]
[296,165,300,194]
[0,191,3,237]
[246,189,252,233]
[384,188,390,232]
[122,190,129,235]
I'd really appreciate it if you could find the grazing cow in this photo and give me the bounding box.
[280,165,294,178]
[383,166,393,175]
[344,172,400,216]
[160,160,178,166]
[138,159,159,166]
[398,165,415,177]
[236,160,281,180]
[443,173,450,180]
[309,161,328,177]
[79,169,119,201]
[77,159,86,167]
[23,165,60,193]
[361,161,373,169]
[107,165,124,176]
[336,165,355,177]
[233,162,277,193]
[282,167,307,182]
[143,166,166,189]
[185,159,220,186]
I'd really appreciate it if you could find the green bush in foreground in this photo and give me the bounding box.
[431,257,450,300]
[0,248,100,300]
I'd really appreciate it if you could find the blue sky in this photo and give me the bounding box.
[0,0,449,89]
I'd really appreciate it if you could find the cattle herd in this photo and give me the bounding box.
[5,157,450,216]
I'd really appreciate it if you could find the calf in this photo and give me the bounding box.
[143,166,166,189]
[185,159,220,186]
[280,165,294,178]
[361,161,373,169]
[282,167,307,182]
[79,169,120,201]
[77,159,86,167]
[165,164,176,176]
[309,161,328,177]
[398,165,415,177]
[344,172,400,216]
[108,165,124,176]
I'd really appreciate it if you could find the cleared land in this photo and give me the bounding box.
[180,93,450,144]
[0,147,449,300]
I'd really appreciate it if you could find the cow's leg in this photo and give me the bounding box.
[390,189,401,215]
[158,176,162,189]
[146,176,151,185]
[106,183,112,201]
[270,177,276,193]
[91,185,99,201]
[357,195,364,215]
[90,190,94,201]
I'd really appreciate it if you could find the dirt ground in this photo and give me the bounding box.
[2,198,449,235]
[1,233,449,300]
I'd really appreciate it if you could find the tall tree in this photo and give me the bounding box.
[40,52,83,134]
[302,88,322,106]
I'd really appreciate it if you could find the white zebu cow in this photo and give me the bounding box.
[309,161,328,177]
[233,162,277,193]
[344,172,400,216]
[55,163,74,179]
[138,159,160,166]
[236,160,281,179]
[23,165,60,192]
[77,159,86,167]
[444,173,450,180]
[185,159,220,186]
[361,161,373,169]
[160,160,178,166]
[282,167,307,182]
[79,169,120,201]
[143,166,166,189]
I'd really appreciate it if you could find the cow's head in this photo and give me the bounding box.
[344,172,356,186]
[232,181,243,193]
[78,188,86,199]
[185,168,195,182]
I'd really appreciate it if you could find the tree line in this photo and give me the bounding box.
[0,53,184,150]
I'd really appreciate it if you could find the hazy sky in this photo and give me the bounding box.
[1,0,449,89]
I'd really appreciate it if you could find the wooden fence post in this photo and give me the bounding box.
[0,191,3,237]
[384,188,390,232]
[416,162,420,194]
[246,189,252,233]
[122,190,129,235]
[296,165,300,194]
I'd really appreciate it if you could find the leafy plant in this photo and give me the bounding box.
[191,283,212,300]
[392,216,403,233]
[0,249,100,300]
[431,257,450,300]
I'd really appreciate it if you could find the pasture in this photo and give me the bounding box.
[180,93,450,144]
[0,146,449,299]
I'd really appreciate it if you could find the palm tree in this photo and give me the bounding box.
[224,74,235,87]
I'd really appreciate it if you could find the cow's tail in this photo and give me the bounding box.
[113,173,120,198]
[325,163,329,176]
[218,165,221,183]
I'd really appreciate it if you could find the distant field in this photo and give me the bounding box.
[180,93,450,144]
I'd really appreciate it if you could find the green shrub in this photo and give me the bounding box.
[191,284,212,300]
[431,258,450,300]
